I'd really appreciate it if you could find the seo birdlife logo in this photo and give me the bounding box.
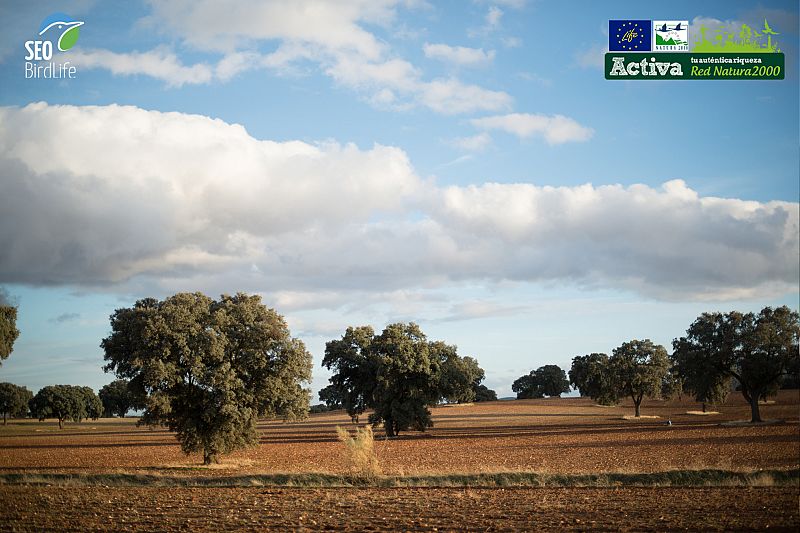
[24,13,84,79]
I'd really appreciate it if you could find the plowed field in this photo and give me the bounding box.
[1,486,798,531]
[1,392,797,475]
[1,392,798,531]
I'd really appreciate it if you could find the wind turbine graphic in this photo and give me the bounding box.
[38,13,84,52]
[761,19,779,50]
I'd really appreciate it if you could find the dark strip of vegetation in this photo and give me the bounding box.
[1,469,797,489]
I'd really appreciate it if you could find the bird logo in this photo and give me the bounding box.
[653,20,688,50]
[659,22,683,32]
[38,13,84,52]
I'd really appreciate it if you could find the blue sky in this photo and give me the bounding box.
[0,0,798,399]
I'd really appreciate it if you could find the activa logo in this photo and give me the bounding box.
[609,56,683,77]
[24,13,83,79]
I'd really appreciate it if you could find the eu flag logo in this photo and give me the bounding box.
[609,20,652,51]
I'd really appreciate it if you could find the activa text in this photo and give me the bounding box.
[609,56,683,76]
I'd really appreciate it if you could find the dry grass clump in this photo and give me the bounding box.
[336,425,381,478]
[686,410,720,415]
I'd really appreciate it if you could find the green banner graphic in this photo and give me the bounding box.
[605,53,785,80]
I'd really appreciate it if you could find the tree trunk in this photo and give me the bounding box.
[3,413,6,425]
[384,418,394,438]
[203,449,218,465]
[749,396,762,423]
[702,401,707,413]
[58,418,63,429]
[634,400,641,417]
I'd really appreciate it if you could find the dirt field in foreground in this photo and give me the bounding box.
[1,486,797,531]
[0,391,797,475]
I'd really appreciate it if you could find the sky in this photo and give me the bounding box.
[0,0,798,400]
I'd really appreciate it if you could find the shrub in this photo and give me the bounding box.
[336,425,380,478]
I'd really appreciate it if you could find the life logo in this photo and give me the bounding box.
[24,13,84,80]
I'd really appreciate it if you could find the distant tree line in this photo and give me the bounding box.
[0,384,104,429]
[1,290,796,466]
[565,306,798,421]
[28,385,103,428]
[0,379,149,427]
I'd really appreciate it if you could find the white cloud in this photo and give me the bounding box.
[418,78,511,115]
[448,132,492,151]
[273,288,445,315]
[69,47,214,87]
[470,113,594,144]
[1,103,796,303]
[326,54,421,93]
[516,71,552,87]
[486,6,503,31]
[215,51,262,81]
[323,52,511,114]
[438,300,529,322]
[431,179,799,299]
[0,103,420,285]
[118,0,508,114]
[473,0,526,8]
[144,0,395,58]
[423,43,495,67]
[574,43,606,69]
[469,6,504,37]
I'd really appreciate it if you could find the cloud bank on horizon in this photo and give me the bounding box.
[0,102,796,307]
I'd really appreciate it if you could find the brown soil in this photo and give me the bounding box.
[1,391,798,531]
[1,486,797,531]
[1,391,797,476]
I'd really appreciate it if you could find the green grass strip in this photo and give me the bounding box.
[0,469,797,488]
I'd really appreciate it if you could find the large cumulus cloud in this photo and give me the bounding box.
[0,102,796,302]
[0,102,419,286]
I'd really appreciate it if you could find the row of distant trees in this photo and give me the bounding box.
[1,292,797,464]
[510,306,799,423]
[0,381,144,428]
